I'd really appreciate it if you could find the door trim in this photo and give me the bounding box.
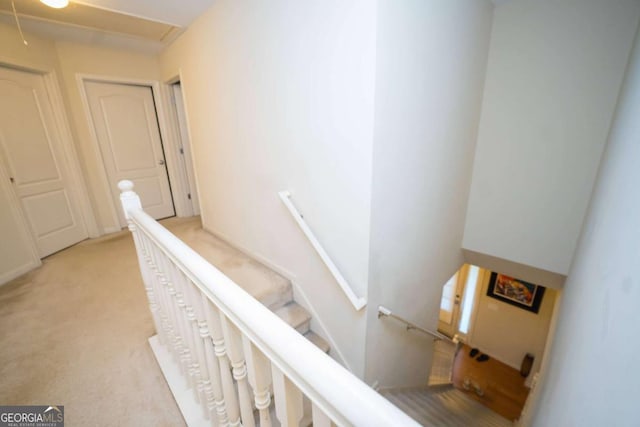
[163,70,200,216]
[0,152,41,284]
[43,71,99,238]
[77,73,187,233]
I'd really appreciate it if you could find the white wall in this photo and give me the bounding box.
[160,0,377,375]
[463,0,640,282]
[364,0,494,387]
[530,20,640,426]
[468,269,557,378]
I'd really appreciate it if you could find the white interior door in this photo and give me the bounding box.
[438,269,464,338]
[84,81,175,227]
[0,66,87,258]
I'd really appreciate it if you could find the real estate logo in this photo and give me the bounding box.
[0,406,64,427]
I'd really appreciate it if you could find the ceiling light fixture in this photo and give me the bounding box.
[40,0,69,8]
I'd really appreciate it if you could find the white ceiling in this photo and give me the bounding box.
[74,0,216,27]
[0,0,216,53]
[2,0,510,54]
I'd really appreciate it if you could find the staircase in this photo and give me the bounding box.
[162,217,508,426]
[164,216,330,354]
[380,384,512,427]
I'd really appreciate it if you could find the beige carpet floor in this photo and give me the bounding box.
[0,216,291,426]
[0,224,185,426]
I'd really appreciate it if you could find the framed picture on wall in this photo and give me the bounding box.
[487,272,545,314]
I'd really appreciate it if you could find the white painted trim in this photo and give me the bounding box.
[0,150,41,285]
[171,81,200,215]
[148,335,208,427]
[164,69,201,216]
[205,221,355,374]
[123,196,420,426]
[76,73,191,232]
[159,79,192,217]
[71,0,184,28]
[278,191,366,311]
[0,61,95,241]
[290,280,353,372]
[205,226,297,281]
[0,56,50,74]
[43,71,98,238]
[0,260,41,286]
[103,226,123,234]
[76,74,125,231]
[0,62,91,270]
[465,267,488,348]
[151,79,189,218]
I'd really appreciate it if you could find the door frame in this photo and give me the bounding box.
[0,155,41,283]
[164,70,200,216]
[0,58,94,268]
[77,73,190,232]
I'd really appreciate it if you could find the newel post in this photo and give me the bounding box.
[118,180,142,222]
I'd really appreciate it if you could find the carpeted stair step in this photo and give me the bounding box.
[166,217,331,354]
[303,331,330,353]
[274,301,311,334]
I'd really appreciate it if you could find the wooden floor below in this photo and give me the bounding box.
[451,344,530,422]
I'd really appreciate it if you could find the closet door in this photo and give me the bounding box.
[84,81,175,227]
[0,66,87,257]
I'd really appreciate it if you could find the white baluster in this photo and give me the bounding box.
[159,251,196,391]
[126,219,164,346]
[169,262,203,404]
[221,316,255,427]
[198,292,229,427]
[204,299,241,427]
[151,245,183,370]
[312,403,335,427]
[181,273,213,419]
[146,234,177,361]
[243,337,272,427]
[271,365,303,427]
[140,232,175,355]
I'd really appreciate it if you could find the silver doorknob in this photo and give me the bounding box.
[158,159,165,165]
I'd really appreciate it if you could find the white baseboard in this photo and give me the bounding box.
[290,280,353,373]
[102,226,123,235]
[0,260,41,286]
[148,335,209,427]
[205,227,297,281]
[204,228,354,374]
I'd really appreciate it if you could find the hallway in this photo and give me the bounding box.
[0,222,185,425]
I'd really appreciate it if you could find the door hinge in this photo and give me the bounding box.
[187,193,191,200]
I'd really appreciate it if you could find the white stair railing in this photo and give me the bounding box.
[278,191,366,311]
[119,181,418,427]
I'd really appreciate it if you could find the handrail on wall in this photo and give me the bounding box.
[378,305,454,342]
[278,191,367,311]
